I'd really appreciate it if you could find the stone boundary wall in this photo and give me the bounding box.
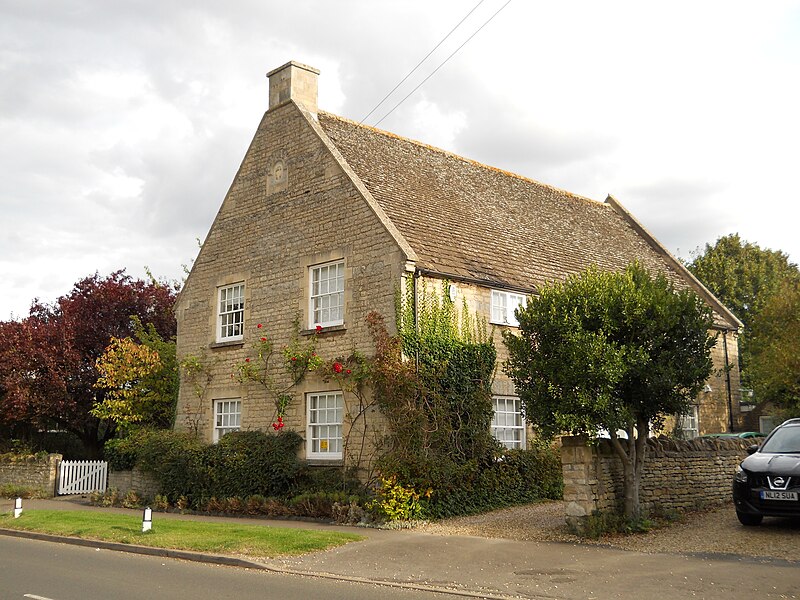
[561,436,751,523]
[107,468,161,500]
[0,454,62,497]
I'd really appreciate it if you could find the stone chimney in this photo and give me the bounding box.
[267,61,320,116]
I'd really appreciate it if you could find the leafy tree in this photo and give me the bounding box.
[92,317,179,432]
[686,233,800,377]
[0,271,177,456]
[748,280,800,416]
[503,263,715,518]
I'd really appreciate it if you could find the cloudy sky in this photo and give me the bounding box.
[2,1,799,320]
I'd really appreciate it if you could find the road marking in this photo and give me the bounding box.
[24,594,56,600]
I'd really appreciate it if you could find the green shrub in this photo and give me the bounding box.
[298,465,362,494]
[369,476,426,521]
[103,436,139,471]
[373,286,562,520]
[208,430,305,500]
[126,429,306,509]
[389,442,564,519]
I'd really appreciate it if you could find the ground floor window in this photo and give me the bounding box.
[307,392,343,459]
[492,396,525,449]
[213,398,241,442]
[679,405,699,439]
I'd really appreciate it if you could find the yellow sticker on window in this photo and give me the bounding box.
[320,440,328,451]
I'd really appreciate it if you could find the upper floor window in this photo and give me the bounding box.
[492,396,526,449]
[310,261,344,328]
[307,392,343,460]
[217,283,244,342]
[491,290,526,327]
[213,398,241,442]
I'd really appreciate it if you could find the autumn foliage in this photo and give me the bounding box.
[0,270,176,456]
[92,319,178,431]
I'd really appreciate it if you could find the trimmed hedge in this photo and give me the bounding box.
[104,429,309,507]
[423,443,564,519]
[104,428,562,518]
[377,439,563,519]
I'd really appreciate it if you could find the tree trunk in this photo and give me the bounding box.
[610,420,648,520]
[609,431,636,518]
[633,416,649,519]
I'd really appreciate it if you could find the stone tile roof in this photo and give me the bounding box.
[317,111,739,329]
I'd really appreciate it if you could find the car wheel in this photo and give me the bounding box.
[736,511,763,526]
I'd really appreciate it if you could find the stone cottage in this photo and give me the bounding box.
[174,61,744,465]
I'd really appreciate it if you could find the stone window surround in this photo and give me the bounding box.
[213,398,241,443]
[306,391,344,461]
[309,259,345,329]
[492,395,526,449]
[216,280,246,343]
[300,250,350,332]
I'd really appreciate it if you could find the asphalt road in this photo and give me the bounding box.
[0,536,453,600]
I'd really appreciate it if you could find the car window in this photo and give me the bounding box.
[760,426,800,453]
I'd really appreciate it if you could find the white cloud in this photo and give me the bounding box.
[1,0,799,318]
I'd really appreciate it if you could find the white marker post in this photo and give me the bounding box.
[142,507,152,532]
[14,497,22,519]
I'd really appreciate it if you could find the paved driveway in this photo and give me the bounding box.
[421,500,800,563]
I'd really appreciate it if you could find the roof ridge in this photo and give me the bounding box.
[318,110,604,208]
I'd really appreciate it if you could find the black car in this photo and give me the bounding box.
[733,418,800,526]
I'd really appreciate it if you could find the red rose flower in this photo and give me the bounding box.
[260,337,267,342]
[245,358,250,363]
[257,323,263,329]
[333,362,343,373]
[346,369,352,375]
[291,356,297,362]
[315,325,322,332]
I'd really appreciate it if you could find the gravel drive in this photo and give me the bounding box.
[419,500,800,563]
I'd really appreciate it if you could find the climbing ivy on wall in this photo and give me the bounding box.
[370,279,517,517]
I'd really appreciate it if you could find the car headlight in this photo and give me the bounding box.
[734,464,748,483]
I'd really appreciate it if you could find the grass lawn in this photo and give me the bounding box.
[0,510,363,558]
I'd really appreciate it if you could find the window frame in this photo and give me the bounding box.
[492,395,526,449]
[309,260,345,329]
[679,405,699,439]
[306,391,344,460]
[217,282,245,342]
[490,290,526,327]
[213,398,241,442]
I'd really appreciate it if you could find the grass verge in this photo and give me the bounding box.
[0,510,363,558]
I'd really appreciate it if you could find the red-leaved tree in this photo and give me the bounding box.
[0,271,176,457]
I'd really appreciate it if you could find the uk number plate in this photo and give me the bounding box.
[760,490,798,501]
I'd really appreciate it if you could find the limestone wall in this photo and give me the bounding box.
[561,436,750,524]
[107,468,161,500]
[0,454,61,496]
[174,100,406,451]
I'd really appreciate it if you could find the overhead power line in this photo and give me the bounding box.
[359,0,488,125]
[370,0,512,129]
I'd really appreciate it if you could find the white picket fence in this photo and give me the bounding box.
[57,460,108,495]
